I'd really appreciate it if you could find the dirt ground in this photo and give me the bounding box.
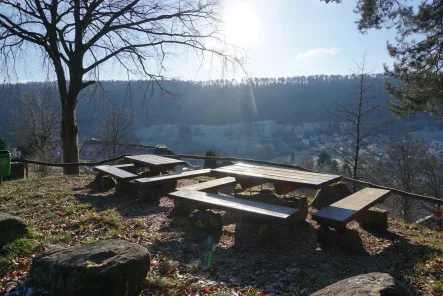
[0,175,442,295]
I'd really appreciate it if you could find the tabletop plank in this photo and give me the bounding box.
[125,154,186,167]
[213,163,340,189]
[94,165,139,180]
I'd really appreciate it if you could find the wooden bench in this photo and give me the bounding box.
[173,177,237,212]
[169,190,299,223]
[94,165,139,181]
[135,169,212,187]
[93,165,140,193]
[112,163,136,173]
[312,188,391,229]
[135,169,212,199]
[177,177,236,193]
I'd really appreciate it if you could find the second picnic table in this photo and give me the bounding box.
[212,162,341,194]
[124,154,186,174]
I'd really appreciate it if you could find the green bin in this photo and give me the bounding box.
[0,150,11,177]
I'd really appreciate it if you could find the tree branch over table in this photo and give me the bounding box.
[0,0,245,175]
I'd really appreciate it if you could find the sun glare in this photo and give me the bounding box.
[223,1,259,48]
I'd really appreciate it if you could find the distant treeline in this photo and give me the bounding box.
[1,75,442,143]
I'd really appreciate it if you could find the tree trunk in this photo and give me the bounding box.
[61,101,80,175]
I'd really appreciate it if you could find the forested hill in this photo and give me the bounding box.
[1,74,441,140]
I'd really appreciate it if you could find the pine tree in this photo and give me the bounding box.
[323,0,443,120]
[204,150,217,169]
[0,137,7,150]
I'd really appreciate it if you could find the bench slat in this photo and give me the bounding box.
[169,190,298,222]
[178,177,236,192]
[312,188,391,226]
[94,165,139,181]
[113,164,135,168]
[135,169,212,187]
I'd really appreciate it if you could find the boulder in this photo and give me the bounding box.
[311,183,351,209]
[30,239,150,296]
[0,212,27,246]
[310,272,412,296]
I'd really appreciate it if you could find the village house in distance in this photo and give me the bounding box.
[79,139,173,162]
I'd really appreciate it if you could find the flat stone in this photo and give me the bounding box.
[310,272,413,296]
[0,212,27,246]
[30,239,150,296]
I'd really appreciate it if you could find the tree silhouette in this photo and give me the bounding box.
[326,54,388,190]
[0,0,243,174]
[0,136,7,150]
[322,0,443,121]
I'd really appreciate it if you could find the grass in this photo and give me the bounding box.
[1,174,443,296]
[0,175,125,249]
[0,228,44,268]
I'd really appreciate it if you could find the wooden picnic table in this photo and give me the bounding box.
[212,163,340,194]
[124,154,186,174]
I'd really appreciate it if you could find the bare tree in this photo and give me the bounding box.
[384,134,428,222]
[326,54,387,190]
[96,102,138,158]
[0,0,244,174]
[10,87,60,176]
[421,153,443,229]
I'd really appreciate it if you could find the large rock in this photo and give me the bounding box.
[0,212,27,246]
[30,239,151,296]
[310,272,412,296]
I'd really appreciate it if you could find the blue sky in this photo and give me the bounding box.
[170,0,398,80]
[7,0,398,82]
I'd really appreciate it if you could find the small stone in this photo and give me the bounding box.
[0,212,27,246]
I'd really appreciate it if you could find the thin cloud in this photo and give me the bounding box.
[295,48,340,60]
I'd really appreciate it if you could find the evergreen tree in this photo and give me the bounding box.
[323,0,443,120]
[0,137,7,150]
[316,151,332,171]
[330,159,340,175]
[290,152,296,165]
[341,162,352,177]
[204,150,217,169]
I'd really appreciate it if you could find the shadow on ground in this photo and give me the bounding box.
[73,180,440,295]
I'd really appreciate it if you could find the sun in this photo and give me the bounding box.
[223,1,259,48]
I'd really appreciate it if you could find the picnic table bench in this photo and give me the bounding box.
[135,169,212,199]
[312,188,391,229]
[93,165,139,181]
[169,190,299,223]
[177,177,236,193]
